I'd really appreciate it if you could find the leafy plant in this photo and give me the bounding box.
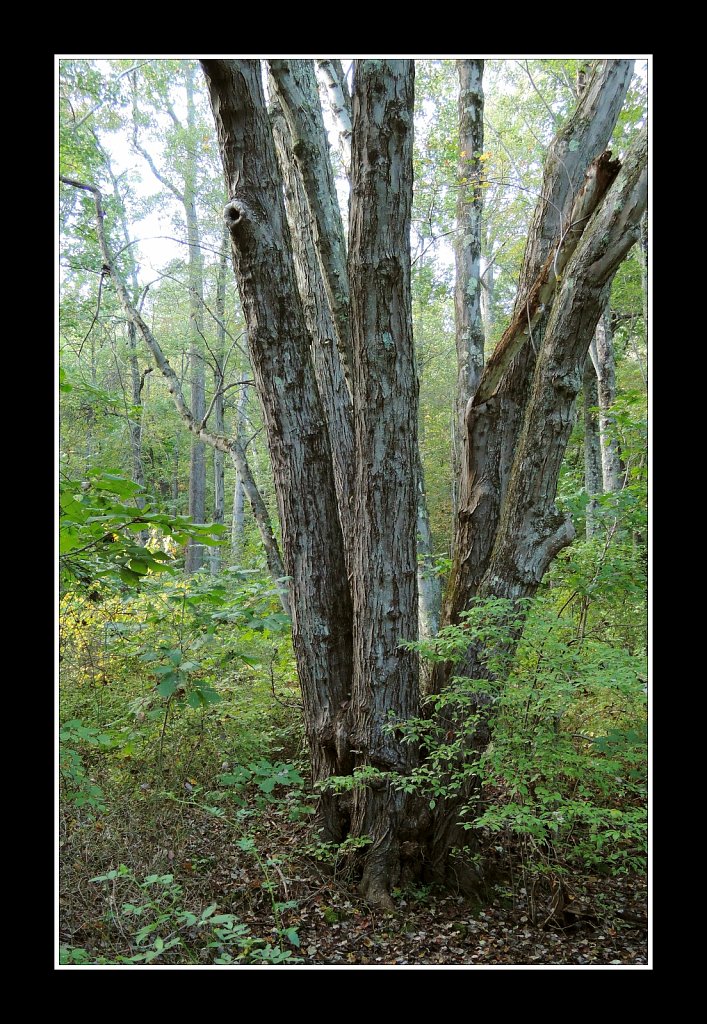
[397,597,647,883]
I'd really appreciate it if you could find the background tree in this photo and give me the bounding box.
[59,56,648,910]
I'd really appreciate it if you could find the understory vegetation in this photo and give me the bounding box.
[60,483,647,965]
[59,56,648,967]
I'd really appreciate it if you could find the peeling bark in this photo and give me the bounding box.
[269,60,353,396]
[477,128,647,608]
[269,95,355,553]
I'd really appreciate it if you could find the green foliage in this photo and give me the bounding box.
[400,597,647,877]
[58,864,301,965]
[59,469,226,594]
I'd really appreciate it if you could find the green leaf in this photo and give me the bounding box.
[199,904,218,923]
[156,674,180,698]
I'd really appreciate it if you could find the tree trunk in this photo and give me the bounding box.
[583,352,602,538]
[269,60,354,396]
[475,128,646,610]
[591,307,622,494]
[452,60,485,503]
[315,59,352,176]
[210,226,229,575]
[270,92,355,552]
[438,60,634,659]
[231,377,249,560]
[346,60,420,906]
[640,209,648,341]
[480,254,494,340]
[416,450,442,643]
[184,67,207,573]
[201,60,354,839]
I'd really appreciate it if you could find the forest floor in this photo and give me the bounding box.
[59,786,648,967]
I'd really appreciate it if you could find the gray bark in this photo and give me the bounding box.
[269,94,355,552]
[452,60,485,499]
[440,60,634,645]
[417,451,441,642]
[347,59,419,906]
[315,59,352,176]
[583,352,602,538]
[591,308,622,493]
[268,61,353,395]
[201,60,354,837]
[640,209,648,340]
[475,127,647,608]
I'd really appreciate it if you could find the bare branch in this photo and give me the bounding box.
[521,60,560,126]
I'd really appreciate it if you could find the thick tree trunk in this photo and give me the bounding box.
[475,128,646,609]
[452,60,485,502]
[269,60,354,396]
[438,60,634,658]
[346,59,420,906]
[201,60,354,839]
[422,67,643,885]
[583,352,602,538]
[270,94,355,552]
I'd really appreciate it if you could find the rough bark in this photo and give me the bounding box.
[591,307,622,493]
[346,59,420,906]
[439,60,634,651]
[315,59,352,176]
[475,127,647,609]
[269,60,353,396]
[452,60,485,498]
[201,60,354,837]
[269,95,355,552]
[583,352,603,538]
